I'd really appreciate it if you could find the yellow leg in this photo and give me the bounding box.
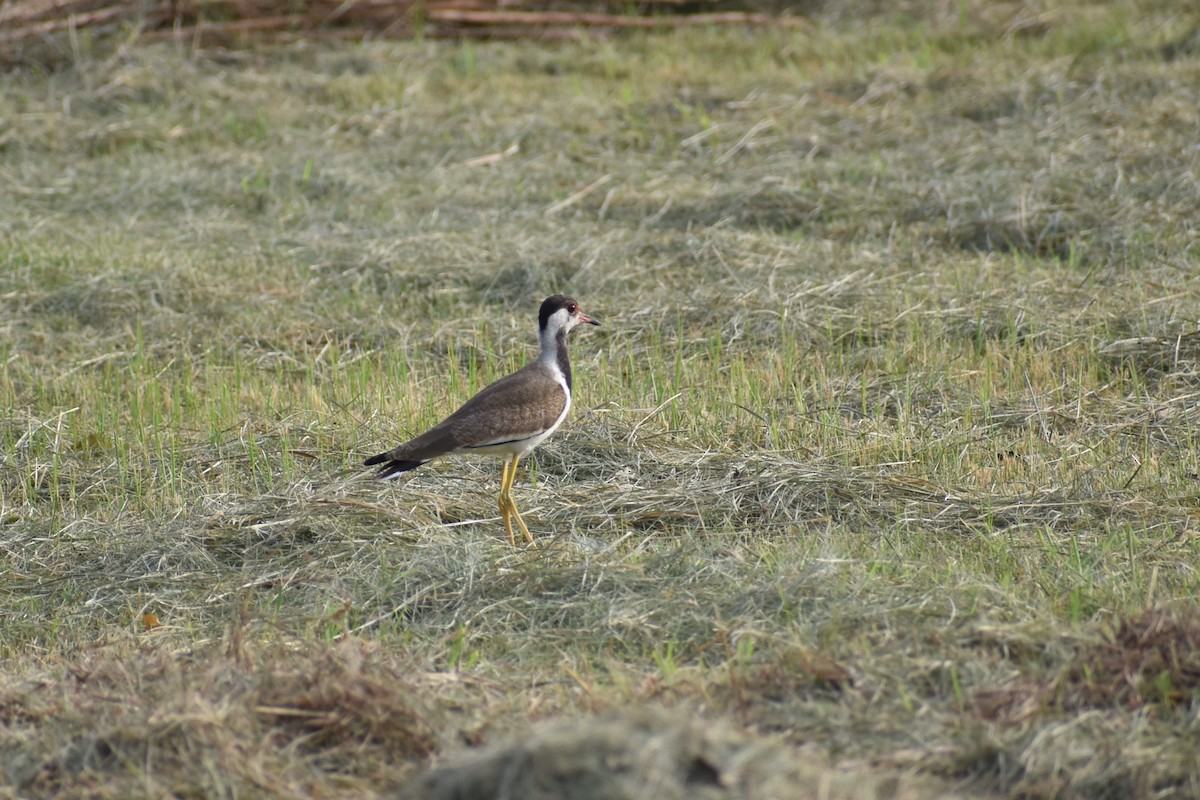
[498,457,516,546]
[498,454,534,545]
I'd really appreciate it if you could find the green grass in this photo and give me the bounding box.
[3,1,1200,797]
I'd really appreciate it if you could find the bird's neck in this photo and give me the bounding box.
[538,325,573,393]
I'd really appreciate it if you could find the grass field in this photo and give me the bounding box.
[3,1,1200,797]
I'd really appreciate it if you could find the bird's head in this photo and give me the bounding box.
[539,294,600,334]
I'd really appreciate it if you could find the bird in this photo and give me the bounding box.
[364,295,601,545]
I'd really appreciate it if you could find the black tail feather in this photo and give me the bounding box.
[365,453,426,479]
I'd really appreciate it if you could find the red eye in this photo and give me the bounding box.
[568,304,578,313]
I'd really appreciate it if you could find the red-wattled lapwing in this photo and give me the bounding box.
[365,295,600,545]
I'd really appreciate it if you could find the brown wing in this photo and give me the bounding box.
[381,361,566,462]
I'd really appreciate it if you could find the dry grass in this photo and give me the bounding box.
[3,1,1200,797]
[0,0,804,58]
